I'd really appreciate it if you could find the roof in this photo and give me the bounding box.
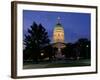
[54,23,63,30]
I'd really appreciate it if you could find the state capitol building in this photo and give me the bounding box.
[52,17,66,59]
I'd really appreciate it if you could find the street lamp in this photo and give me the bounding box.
[41,53,44,56]
[86,45,89,48]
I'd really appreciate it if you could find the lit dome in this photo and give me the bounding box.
[53,17,64,43]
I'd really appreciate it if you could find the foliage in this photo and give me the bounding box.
[62,38,91,60]
[23,22,50,62]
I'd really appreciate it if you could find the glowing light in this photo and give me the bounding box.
[41,53,44,56]
[86,45,89,47]
[53,17,64,43]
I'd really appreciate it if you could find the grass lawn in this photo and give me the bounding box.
[45,59,90,68]
[23,59,90,69]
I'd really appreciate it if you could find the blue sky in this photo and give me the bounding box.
[23,10,91,43]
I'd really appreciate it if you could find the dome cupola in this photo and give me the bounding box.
[53,17,64,43]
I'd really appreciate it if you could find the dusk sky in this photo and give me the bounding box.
[23,10,91,43]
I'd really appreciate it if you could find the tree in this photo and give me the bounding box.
[43,45,54,61]
[23,22,50,63]
[61,43,74,59]
[77,38,91,59]
[61,38,91,60]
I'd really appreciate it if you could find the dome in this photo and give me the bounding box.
[53,18,64,43]
[54,23,63,31]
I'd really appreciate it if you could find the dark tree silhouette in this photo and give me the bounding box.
[23,22,50,63]
[76,38,91,59]
[61,38,90,60]
[43,45,54,61]
[61,43,74,59]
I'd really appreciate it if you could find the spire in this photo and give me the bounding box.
[56,16,62,27]
[57,16,61,24]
